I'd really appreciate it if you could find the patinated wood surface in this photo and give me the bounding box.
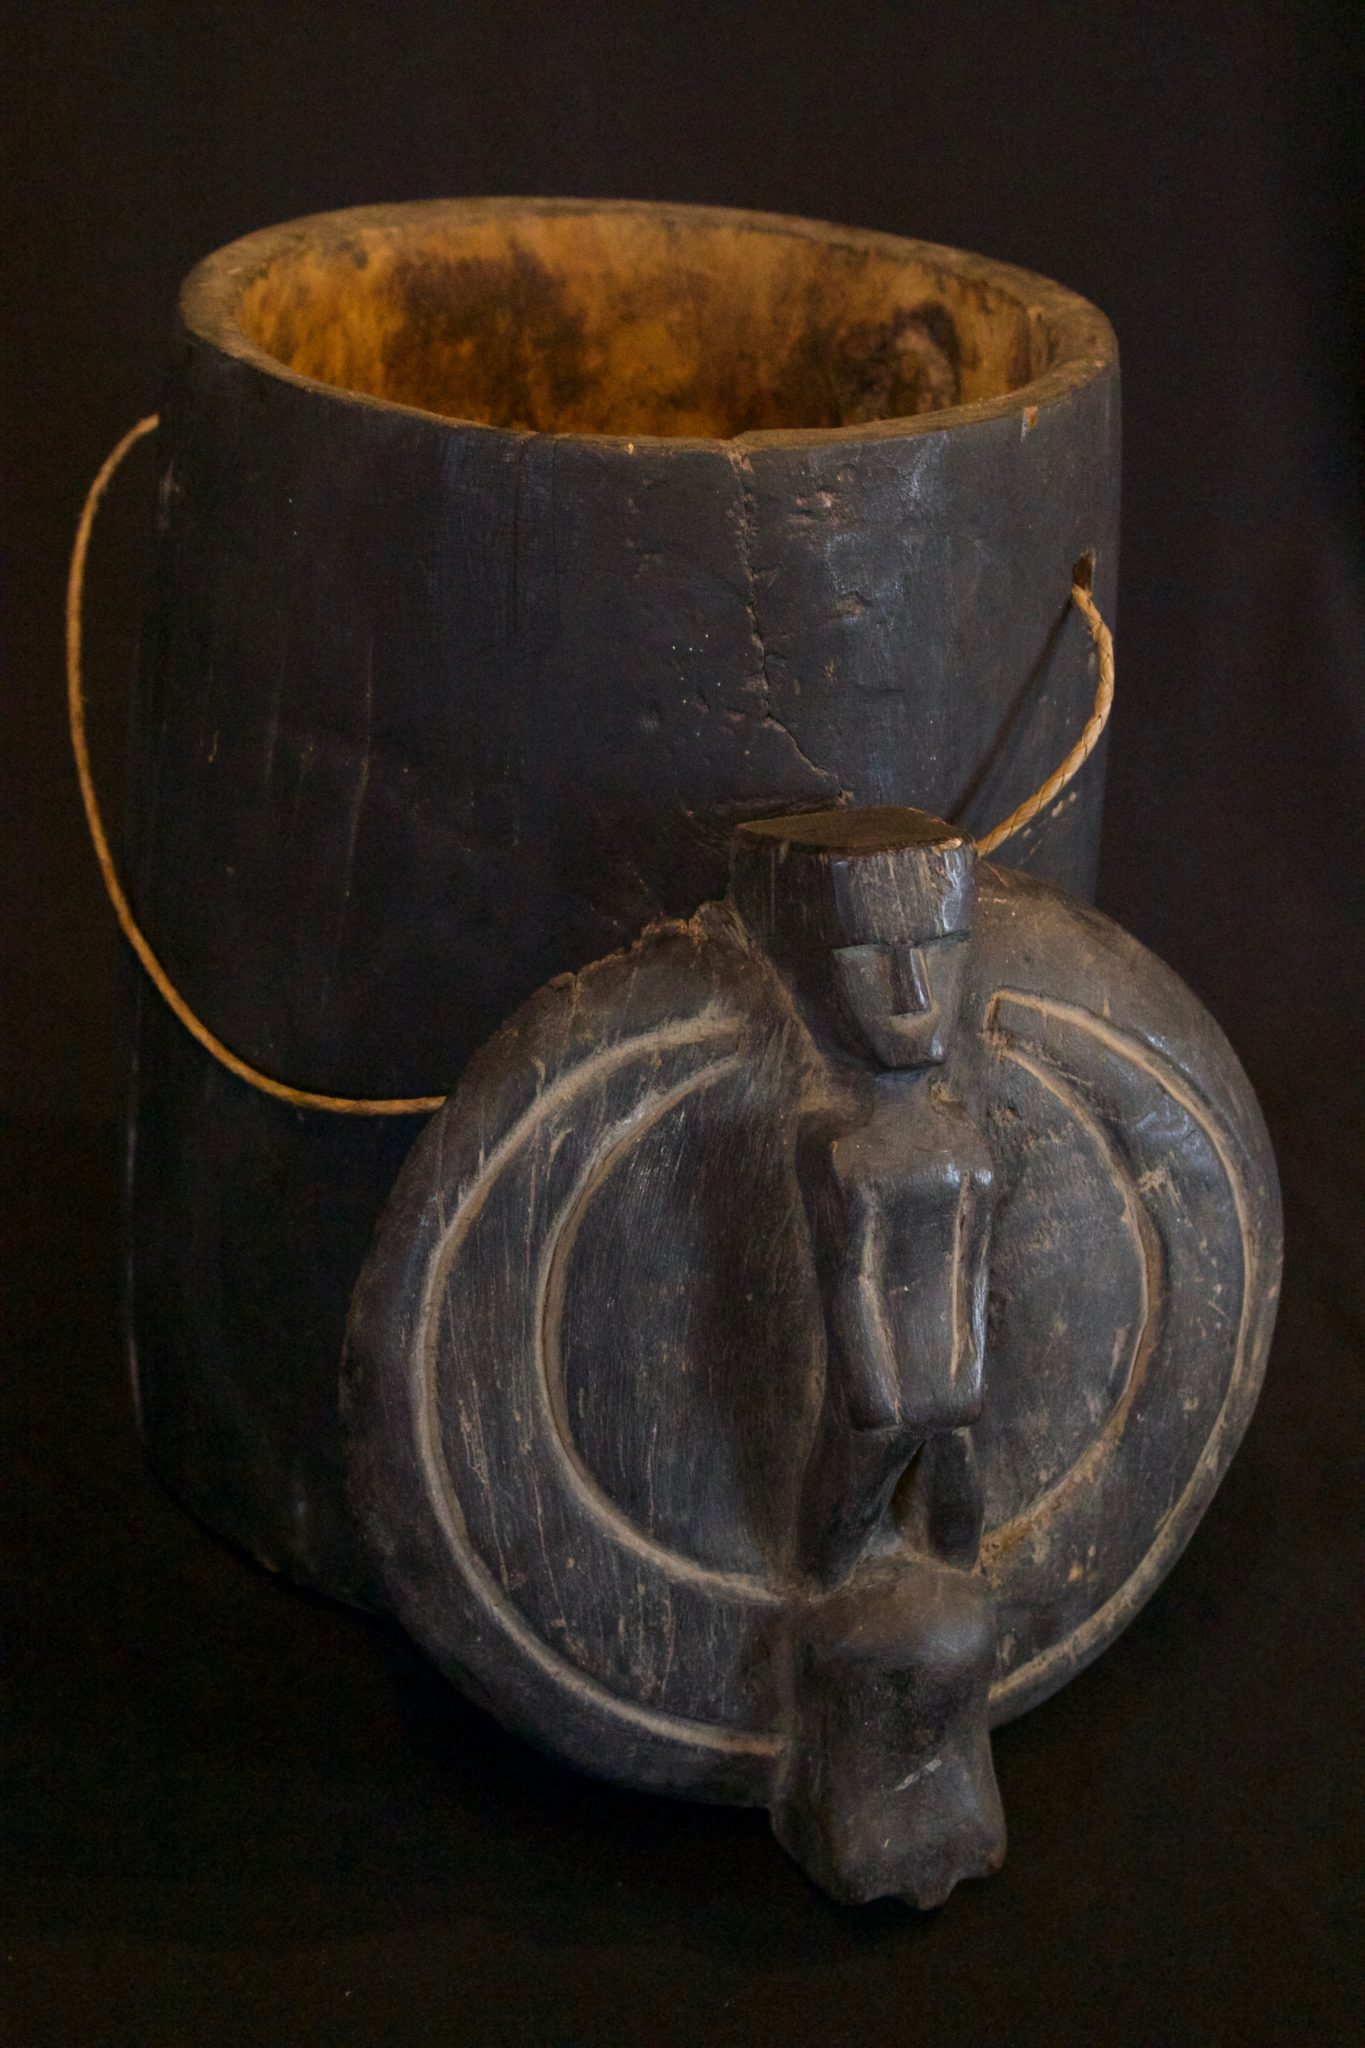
[344,806,1281,1908]
[128,201,1120,1598]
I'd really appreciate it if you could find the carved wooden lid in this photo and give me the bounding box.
[345,847,1279,1851]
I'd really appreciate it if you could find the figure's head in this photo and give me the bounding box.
[730,807,976,1069]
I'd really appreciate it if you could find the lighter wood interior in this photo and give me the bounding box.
[235,207,1060,438]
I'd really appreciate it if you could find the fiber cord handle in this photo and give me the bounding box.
[973,563,1114,858]
[69,416,1113,1117]
[66,415,444,1116]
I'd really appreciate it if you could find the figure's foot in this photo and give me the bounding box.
[771,1559,1005,1909]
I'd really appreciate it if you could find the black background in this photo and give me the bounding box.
[4,4,1362,2042]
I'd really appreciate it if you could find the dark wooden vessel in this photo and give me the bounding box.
[127,200,1120,1609]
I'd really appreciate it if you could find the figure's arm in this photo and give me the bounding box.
[829,1192,903,1431]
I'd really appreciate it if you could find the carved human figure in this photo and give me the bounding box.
[346,802,1280,1915]
[730,808,1006,1906]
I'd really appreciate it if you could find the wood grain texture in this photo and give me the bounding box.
[128,201,1118,1598]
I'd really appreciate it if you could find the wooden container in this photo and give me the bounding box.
[126,200,1119,1596]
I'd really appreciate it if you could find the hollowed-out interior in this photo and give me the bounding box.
[234,207,1060,438]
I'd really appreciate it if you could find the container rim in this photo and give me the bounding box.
[178,195,1118,453]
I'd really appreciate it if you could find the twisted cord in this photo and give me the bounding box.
[974,568,1113,856]
[66,415,444,1115]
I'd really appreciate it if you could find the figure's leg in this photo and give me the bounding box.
[772,1557,1005,1910]
[895,1426,985,1568]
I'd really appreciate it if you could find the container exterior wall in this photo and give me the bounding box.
[128,313,1119,1598]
